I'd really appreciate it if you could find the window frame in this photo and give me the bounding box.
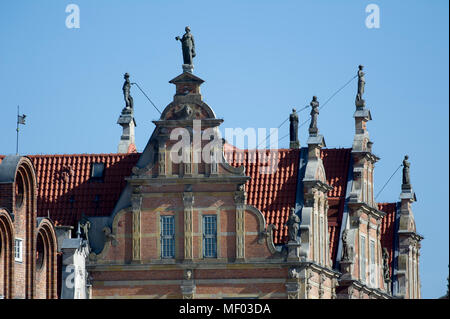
[360,235,367,283]
[369,239,377,287]
[90,162,105,182]
[202,215,217,258]
[14,238,23,263]
[160,215,175,259]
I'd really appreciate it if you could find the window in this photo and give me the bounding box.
[203,215,217,258]
[14,238,23,262]
[36,234,45,270]
[160,216,175,258]
[369,239,376,287]
[360,235,366,283]
[90,163,105,181]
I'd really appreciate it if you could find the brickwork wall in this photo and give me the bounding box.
[0,157,58,299]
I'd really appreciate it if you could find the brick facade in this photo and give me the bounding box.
[0,156,58,299]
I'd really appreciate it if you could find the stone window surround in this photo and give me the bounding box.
[14,237,23,263]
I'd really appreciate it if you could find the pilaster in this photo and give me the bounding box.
[183,191,194,261]
[234,185,246,261]
[131,185,142,262]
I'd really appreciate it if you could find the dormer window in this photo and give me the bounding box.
[90,163,105,182]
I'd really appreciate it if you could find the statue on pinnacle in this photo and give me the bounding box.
[355,65,366,107]
[402,155,411,187]
[176,26,196,72]
[309,96,319,134]
[122,73,134,111]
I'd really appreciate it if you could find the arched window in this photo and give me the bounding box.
[36,233,45,271]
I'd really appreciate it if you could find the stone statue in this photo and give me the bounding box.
[341,229,350,261]
[356,65,365,105]
[176,26,196,66]
[286,208,300,242]
[383,248,391,282]
[402,155,411,186]
[122,73,134,109]
[79,213,91,244]
[309,96,319,133]
[289,108,299,143]
[80,219,90,244]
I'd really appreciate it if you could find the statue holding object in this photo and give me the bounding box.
[122,73,134,110]
[176,26,196,66]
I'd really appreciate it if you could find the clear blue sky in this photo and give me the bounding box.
[0,0,448,298]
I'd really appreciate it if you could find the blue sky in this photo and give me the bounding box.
[0,0,448,298]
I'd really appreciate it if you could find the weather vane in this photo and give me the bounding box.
[16,105,26,155]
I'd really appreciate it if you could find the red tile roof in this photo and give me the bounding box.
[225,149,301,244]
[2,148,396,268]
[30,153,139,226]
[378,202,397,277]
[321,148,352,263]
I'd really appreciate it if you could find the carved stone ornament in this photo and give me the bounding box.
[288,267,300,279]
[234,191,246,205]
[184,269,193,281]
[183,192,194,207]
[382,248,391,282]
[56,165,74,183]
[103,226,118,246]
[132,185,142,195]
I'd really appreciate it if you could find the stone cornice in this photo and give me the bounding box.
[338,279,393,299]
[348,201,386,220]
[152,119,224,128]
[87,260,340,277]
[303,179,333,193]
[351,150,380,164]
[397,230,424,242]
[293,261,341,279]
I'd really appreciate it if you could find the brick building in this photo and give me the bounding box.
[0,59,422,299]
[0,156,58,299]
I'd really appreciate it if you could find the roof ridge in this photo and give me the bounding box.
[27,153,142,157]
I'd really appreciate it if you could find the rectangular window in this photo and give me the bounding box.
[360,235,366,283]
[369,239,376,287]
[203,215,217,258]
[14,238,23,262]
[160,216,175,258]
[90,163,105,182]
